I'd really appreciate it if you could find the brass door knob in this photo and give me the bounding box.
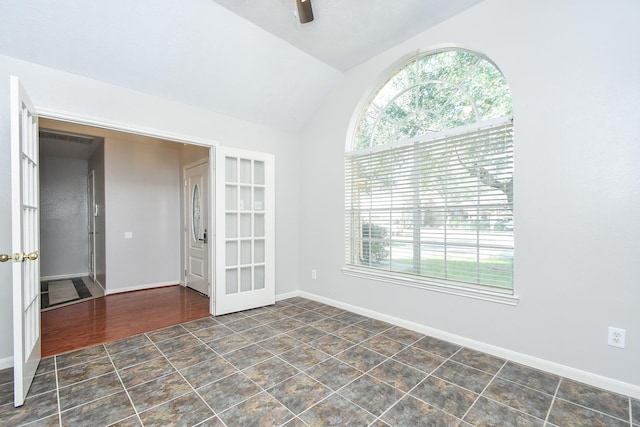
[1,252,38,262]
[0,251,38,262]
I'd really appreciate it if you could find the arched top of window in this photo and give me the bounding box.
[351,49,512,151]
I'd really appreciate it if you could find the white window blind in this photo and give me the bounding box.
[345,118,513,290]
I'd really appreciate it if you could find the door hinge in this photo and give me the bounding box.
[184,269,187,277]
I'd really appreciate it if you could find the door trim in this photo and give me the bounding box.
[36,107,219,148]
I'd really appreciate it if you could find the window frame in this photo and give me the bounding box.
[343,48,518,305]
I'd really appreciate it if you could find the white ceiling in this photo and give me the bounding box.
[213,0,485,71]
[0,0,484,131]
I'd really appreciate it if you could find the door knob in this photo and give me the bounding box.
[198,228,208,244]
[9,252,38,263]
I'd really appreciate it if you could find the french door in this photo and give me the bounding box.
[214,147,275,315]
[10,76,41,407]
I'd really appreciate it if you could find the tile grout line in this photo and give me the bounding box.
[552,394,632,425]
[263,307,437,425]
[376,344,466,424]
[544,377,562,426]
[490,367,558,397]
[146,322,277,425]
[53,355,62,427]
[292,328,428,425]
[310,327,428,425]
[53,373,126,415]
[190,327,263,408]
[203,335,299,425]
[103,343,144,426]
[461,358,556,425]
[552,376,634,424]
[294,390,360,425]
[209,308,365,423]
[459,358,507,423]
[144,327,221,421]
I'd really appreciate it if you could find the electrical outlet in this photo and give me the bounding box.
[311,269,317,280]
[608,327,626,349]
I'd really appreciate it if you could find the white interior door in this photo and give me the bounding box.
[87,171,96,281]
[185,160,210,296]
[214,147,275,315]
[10,76,41,407]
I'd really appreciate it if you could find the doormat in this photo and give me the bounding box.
[41,278,94,310]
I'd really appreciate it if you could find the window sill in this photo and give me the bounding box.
[341,266,519,306]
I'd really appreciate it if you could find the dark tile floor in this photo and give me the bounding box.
[0,297,638,426]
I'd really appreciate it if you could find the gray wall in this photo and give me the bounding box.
[39,123,186,293]
[104,136,182,293]
[39,156,89,279]
[298,0,640,394]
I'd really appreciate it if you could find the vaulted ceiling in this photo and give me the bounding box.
[0,0,484,131]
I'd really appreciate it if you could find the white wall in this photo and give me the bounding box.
[104,137,181,292]
[0,55,301,366]
[39,156,89,279]
[299,0,640,395]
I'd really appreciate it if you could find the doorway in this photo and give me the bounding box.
[38,118,211,299]
[36,117,275,318]
[39,129,103,286]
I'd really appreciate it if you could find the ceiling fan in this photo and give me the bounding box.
[296,0,314,24]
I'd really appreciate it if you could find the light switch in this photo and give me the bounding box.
[124,232,133,239]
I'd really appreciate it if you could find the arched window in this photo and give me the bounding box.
[345,49,514,300]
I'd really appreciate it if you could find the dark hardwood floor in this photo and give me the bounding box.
[41,285,210,357]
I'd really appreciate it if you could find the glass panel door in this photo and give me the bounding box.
[215,147,274,315]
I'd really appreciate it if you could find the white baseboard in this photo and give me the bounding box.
[40,272,90,281]
[0,356,12,370]
[275,290,301,301]
[297,291,640,400]
[104,281,179,295]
